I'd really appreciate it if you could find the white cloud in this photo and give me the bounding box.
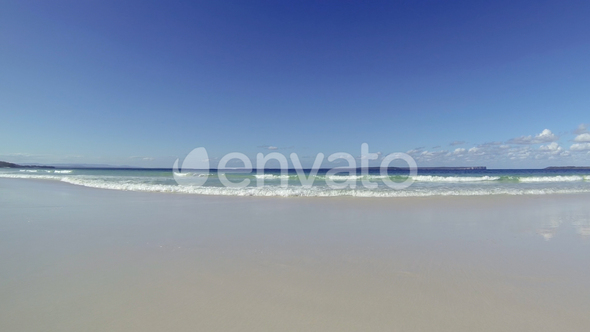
[536,129,558,142]
[358,151,382,160]
[539,142,563,155]
[130,156,155,161]
[570,143,590,151]
[413,150,449,161]
[507,137,532,145]
[407,148,425,155]
[539,142,559,151]
[449,141,465,146]
[507,146,532,160]
[453,148,466,155]
[507,129,559,145]
[574,124,588,135]
[480,142,503,147]
[393,125,590,167]
[574,133,590,143]
[257,145,279,150]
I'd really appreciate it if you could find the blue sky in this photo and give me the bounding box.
[1,0,589,168]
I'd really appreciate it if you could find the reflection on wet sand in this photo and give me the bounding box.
[537,214,590,241]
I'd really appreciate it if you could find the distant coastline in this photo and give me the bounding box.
[388,166,487,171]
[0,161,54,169]
[3,162,588,171]
[545,166,590,170]
[1,162,486,171]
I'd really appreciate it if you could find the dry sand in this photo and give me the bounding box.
[1,178,590,331]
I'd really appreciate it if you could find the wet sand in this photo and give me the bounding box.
[1,178,590,331]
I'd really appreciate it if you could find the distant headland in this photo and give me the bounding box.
[545,166,590,170]
[5,163,588,171]
[0,161,55,169]
[406,166,486,171]
[367,166,487,171]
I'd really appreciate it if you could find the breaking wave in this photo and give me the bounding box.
[412,175,500,182]
[53,170,73,174]
[173,172,211,177]
[517,175,587,182]
[1,173,590,198]
[254,174,295,180]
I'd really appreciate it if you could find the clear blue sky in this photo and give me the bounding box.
[1,0,589,168]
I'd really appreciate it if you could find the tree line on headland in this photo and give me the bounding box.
[0,161,54,169]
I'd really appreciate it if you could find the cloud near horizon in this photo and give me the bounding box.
[507,129,559,145]
[574,124,588,135]
[407,126,589,167]
[3,126,590,168]
[570,143,590,151]
[573,133,590,142]
[449,141,466,146]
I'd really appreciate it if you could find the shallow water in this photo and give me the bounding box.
[1,168,590,197]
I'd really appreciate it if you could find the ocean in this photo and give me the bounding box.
[1,168,590,197]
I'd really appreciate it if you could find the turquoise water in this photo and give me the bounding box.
[1,168,590,197]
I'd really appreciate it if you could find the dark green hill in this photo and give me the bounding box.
[0,161,20,168]
[0,161,54,169]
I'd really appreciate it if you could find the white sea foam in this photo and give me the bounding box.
[518,176,586,182]
[173,172,210,177]
[412,175,501,182]
[325,174,362,180]
[325,174,387,180]
[0,174,61,180]
[2,173,590,198]
[253,174,394,181]
[254,174,294,180]
[56,178,590,197]
[255,174,500,182]
[53,170,73,174]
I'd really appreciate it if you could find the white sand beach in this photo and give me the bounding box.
[1,178,590,331]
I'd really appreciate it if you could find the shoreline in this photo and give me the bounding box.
[2,176,590,200]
